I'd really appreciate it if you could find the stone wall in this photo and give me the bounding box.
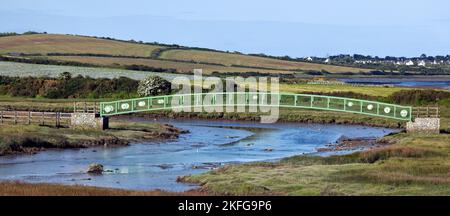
[70,113,109,130]
[406,118,440,134]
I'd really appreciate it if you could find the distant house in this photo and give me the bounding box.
[305,57,313,61]
[324,58,330,63]
[405,60,414,66]
[418,60,426,67]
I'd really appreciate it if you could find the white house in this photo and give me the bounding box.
[405,60,414,66]
[305,57,313,61]
[418,60,426,67]
[324,58,330,63]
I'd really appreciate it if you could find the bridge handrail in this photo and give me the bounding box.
[99,92,413,121]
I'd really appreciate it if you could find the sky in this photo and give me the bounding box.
[1,0,450,57]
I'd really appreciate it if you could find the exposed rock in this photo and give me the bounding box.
[157,164,173,169]
[87,163,104,174]
[317,137,378,152]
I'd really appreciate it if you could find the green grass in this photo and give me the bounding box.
[46,55,294,75]
[0,34,163,56]
[0,181,206,196]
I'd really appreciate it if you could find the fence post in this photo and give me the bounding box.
[28,111,31,124]
[0,110,2,124]
[14,111,17,124]
[41,112,45,125]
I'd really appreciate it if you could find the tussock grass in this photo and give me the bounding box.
[0,181,205,196]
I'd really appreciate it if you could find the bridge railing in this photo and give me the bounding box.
[100,92,412,121]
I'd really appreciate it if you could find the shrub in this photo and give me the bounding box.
[387,89,450,106]
[0,73,139,99]
[137,76,172,97]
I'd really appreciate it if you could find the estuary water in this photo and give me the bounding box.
[0,119,397,191]
[339,78,450,89]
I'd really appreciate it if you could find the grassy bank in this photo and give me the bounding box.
[180,132,450,195]
[0,181,205,196]
[0,120,185,156]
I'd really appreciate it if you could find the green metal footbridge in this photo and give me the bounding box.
[99,92,412,121]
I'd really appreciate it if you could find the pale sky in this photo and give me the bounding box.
[1,0,450,57]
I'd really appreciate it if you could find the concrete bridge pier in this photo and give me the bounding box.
[406,118,440,134]
[406,107,440,134]
[70,113,109,130]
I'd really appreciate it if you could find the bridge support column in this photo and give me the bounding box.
[70,113,109,130]
[406,118,440,134]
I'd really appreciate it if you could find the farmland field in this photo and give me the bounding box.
[46,56,294,74]
[0,34,162,56]
[0,34,372,74]
[160,49,371,73]
[279,83,410,97]
[0,61,178,80]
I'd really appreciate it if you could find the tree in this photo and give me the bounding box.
[137,76,171,97]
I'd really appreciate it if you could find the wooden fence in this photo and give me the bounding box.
[412,107,440,118]
[0,111,72,127]
[73,102,98,113]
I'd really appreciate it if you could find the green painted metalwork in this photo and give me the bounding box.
[100,92,413,121]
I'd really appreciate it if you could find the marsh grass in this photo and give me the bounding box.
[182,132,450,195]
[0,120,181,155]
[0,181,206,196]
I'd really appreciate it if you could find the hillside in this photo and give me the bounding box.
[0,33,372,75]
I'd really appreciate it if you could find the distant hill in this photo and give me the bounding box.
[0,33,371,75]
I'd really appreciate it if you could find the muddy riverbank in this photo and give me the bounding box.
[0,121,186,156]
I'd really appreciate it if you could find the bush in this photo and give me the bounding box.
[387,89,450,106]
[0,73,139,99]
[137,76,172,97]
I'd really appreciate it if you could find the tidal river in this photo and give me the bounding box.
[0,119,397,191]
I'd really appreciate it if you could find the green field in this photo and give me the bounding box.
[0,61,178,80]
[160,49,370,73]
[0,34,372,74]
[0,34,162,56]
[47,55,293,75]
[279,83,410,97]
